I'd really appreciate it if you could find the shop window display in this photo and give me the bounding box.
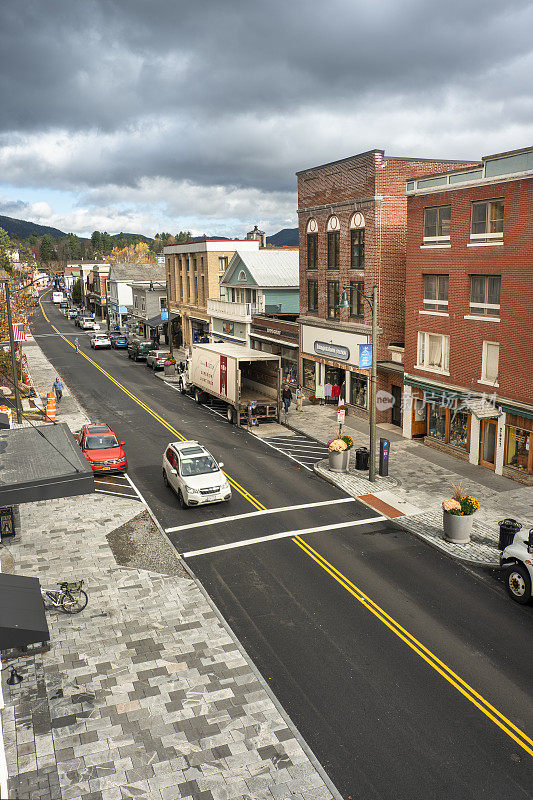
[449,410,469,450]
[350,375,367,408]
[302,359,316,390]
[506,427,530,473]
[428,404,446,440]
[282,347,297,385]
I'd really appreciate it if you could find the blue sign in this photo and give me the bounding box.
[359,343,372,369]
[160,309,168,321]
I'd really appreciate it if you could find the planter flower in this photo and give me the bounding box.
[341,435,354,450]
[328,438,348,473]
[442,484,480,543]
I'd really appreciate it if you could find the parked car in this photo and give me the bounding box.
[110,334,128,349]
[90,333,112,349]
[146,350,171,370]
[127,339,153,361]
[162,440,231,508]
[59,300,69,309]
[77,422,127,473]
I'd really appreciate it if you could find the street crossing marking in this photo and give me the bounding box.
[181,516,387,558]
[165,497,356,534]
[94,473,141,500]
[252,431,330,471]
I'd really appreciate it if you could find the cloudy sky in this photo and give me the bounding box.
[1,0,533,238]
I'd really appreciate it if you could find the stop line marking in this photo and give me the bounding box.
[181,515,387,558]
[165,497,356,534]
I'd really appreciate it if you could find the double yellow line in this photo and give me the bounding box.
[39,293,265,510]
[38,291,532,758]
[293,535,533,757]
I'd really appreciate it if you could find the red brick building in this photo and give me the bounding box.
[403,145,533,482]
[297,149,474,423]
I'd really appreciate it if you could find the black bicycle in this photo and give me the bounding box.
[41,580,88,614]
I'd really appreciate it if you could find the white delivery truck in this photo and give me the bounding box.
[180,342,281,425]
[500,528,533,604]
[52,291,64,303]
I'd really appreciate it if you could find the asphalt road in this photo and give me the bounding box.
[32,297,533,800]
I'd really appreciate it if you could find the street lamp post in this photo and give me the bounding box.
[339,284,378,482]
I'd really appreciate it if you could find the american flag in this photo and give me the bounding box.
[12,323,25,341]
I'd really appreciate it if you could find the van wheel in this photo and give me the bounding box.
[504,563,532,604]
[226,406,235,424]
[195,388,202,404]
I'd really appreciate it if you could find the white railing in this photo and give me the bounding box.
[207,297,265,320]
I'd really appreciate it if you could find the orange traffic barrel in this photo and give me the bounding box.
[45,392,56,421]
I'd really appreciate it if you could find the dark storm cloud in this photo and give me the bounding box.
[1,0,533,217]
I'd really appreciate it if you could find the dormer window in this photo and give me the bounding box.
[238,270,246,281]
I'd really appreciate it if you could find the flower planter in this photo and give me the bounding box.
[443,512,474,544]
[342,450,350,471]
[164,364,176,377]
[328,450,345,472]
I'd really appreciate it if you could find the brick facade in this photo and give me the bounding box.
[297,149,475,424]
[403,146,533,481]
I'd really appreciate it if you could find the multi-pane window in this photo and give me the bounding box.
[417,332,450,372]
[133,295,138,310]
[327,231,340,269]
[327,281,339,319]
[481,341,499,384]
[307,233,318,269]
[350,229,364,268]
[349,281,364,317]
[471,200,504,238]
[423,275,449,311]
[307,280,318,312]
[218,256,228,273]
[423,205,451,241]
[470,275,501,316]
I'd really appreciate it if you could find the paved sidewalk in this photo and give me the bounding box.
[281,404,533,567]
[1,339,339,799]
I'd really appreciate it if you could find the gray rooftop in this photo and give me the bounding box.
[109,262,165,283]
[228,250,299,287]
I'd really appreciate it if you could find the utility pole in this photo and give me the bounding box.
[369,285,377,482]
[4,281,22,424]
[166,260,173,358]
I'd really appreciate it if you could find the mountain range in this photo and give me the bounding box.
[0,214,299,246]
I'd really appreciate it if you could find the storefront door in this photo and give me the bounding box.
[479,419,497,469]
[391,386,402,426]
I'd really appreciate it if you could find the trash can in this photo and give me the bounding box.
[355,447,369,471]
[498,519,522,550]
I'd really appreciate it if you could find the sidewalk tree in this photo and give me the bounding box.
[72,277,82,304]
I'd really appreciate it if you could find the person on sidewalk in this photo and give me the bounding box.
[282,385,293,414]
[74,337,79,354]
[52,376,64,403]
[296,385,304,412]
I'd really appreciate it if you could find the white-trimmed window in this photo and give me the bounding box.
[307,218,318,270]
[417,332,450,373]
[133,294,138,310]
[238,269,247,281]
[470,275,500,316]
[423,205,451,242]
[471,199,504,240]
[481,341,499,385]
[218,256,228,273]
[423,275,449,311]
[141,296,146,312]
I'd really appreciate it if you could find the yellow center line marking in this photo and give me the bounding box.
[40,292,530,758]
[38,294,265,511]
[292,535,533,757]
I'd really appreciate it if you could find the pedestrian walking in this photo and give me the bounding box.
[295,385,304,412]
[282,384,293,414]
[74,337,79,353]
[52,376,64,403]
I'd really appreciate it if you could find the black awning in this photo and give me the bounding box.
[0,573,49,650]
[146,313,166,328]
[0,423,94,506]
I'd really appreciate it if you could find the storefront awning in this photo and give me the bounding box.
[0,574,50,650]
[146,313,167,328]
[0,423,94,506]
[463,398,503,419]
[377,360,404,375]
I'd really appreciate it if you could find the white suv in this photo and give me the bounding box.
[90,333,111,349]
[162,441,231,508]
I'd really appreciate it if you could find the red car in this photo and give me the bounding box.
[77,422,127,473]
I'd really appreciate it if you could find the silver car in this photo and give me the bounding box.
[146,350,171,370]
